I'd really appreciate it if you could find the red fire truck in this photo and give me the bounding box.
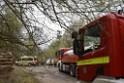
[56,48,78,76]
[72,13,124,82]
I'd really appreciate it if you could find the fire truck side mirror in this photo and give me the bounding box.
[73,39,81,56]
[72,31,78,39]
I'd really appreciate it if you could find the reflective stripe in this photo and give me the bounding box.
[77,56,109,66]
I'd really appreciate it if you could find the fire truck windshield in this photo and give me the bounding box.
[83,24,101,52]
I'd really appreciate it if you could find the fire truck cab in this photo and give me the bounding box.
[56,48,70,70]
[72,13,124,82]
[56,48,78,76]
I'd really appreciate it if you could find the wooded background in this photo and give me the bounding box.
[0,0,123,60]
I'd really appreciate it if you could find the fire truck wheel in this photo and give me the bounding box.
[58,64,61,71]
[58,63,63,72]
[69,64,76,77]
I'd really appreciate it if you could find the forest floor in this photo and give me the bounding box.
[23,65,77,83]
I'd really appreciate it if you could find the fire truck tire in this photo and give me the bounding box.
[58,64,61,71]
[58,63,63,72]
[69,64,76,77]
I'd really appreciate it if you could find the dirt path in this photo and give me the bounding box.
[23,66,77,83]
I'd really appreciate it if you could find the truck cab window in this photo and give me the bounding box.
[83,24,101,53]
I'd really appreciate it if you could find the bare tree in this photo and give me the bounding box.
[0,0,123,55]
